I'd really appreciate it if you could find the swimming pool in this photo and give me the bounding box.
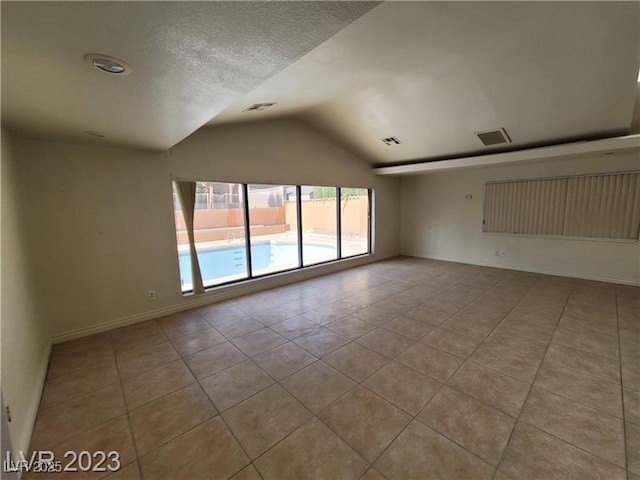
[178,241,337,289]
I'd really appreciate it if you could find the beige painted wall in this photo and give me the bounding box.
[10,119,400,343]
[2,119,399,454]
[400,152,640,285]
[1,127,52,455]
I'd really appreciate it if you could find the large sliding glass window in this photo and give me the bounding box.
[302,186,338,266]
[175,181,249,292]
[195,182,248,288]
[248,184,300,276]
[173,181,371,294]
[340,187,370,257]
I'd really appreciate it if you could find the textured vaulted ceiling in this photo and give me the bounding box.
[210,1,640,165]
[1,1,379,150]
[2,2,639,164]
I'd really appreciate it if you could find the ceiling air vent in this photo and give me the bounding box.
[381,136,402,146]
[475,128,511,146]
[244,102,276,112]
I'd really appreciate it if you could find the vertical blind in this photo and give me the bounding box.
[484,172,640,239]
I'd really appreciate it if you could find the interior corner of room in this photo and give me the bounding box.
[1,0,639,474]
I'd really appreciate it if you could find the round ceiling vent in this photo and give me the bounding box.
[83,53,132,75]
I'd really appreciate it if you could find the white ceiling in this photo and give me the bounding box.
[2,2,639,165]
[211,2,640,166]
[1,1,378,150]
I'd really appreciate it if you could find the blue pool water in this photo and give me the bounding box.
[178,241,336,289]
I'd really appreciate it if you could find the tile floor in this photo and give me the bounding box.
[27,256,639,479]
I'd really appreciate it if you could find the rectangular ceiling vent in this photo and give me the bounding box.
[244,102,276,112]
[381,136,402,146]
[475,128,511,146]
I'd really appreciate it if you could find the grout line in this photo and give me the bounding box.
[214,355,327,478]
[108,331,145,480]
[429,282,542,415]
[178,341,260,478]
[36,377,122,414]
[247,313,423,471]
[516,420,627,473]
[491,277,576,477]
[248,416,332,477]
[615,291,631,480]
[351,274,541,472]
[26,264,444,462]
[130,402,217,467]
[177,317,382,476]
[217,412,264,479]
[42,261,633,480]
[514,415,627,471]
[533,350,624,387]
[114,315,263,469]
[526,381,624,420]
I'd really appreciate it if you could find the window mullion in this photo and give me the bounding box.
[337,187,342,259]
[296,185,303,268]
[368,188,373,254]
[242,184,253,278]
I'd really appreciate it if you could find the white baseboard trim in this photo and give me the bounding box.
[11,250,397,476]
[13,342,51,469]
[51,253,393,344]
[406,253,639,286]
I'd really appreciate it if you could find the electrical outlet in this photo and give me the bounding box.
[495,250,508,257]
[148,290,156,300]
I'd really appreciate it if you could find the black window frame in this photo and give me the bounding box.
[173,182,372,294]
